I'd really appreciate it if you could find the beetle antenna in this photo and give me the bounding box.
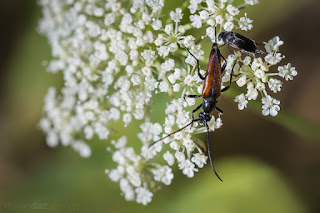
[205,122,223,182]
[149,119,200,147]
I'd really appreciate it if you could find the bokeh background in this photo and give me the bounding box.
[1,0,320,212]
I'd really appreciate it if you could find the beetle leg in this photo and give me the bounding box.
[221,58,227,74]
[215,106,224,115]
[184,46,205,80]
[191,103,202,128]
[185,94,202,99]
[221,60,237,93]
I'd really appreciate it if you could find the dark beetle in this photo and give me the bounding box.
[150,40,236,182]
[218,32,265,55]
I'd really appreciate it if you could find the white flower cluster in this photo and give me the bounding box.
[106,136,171,205]
[232,36,297,116]
[188,0,257,37]
[38,0,296,205]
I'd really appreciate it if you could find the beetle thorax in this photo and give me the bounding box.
[202,97,216,114]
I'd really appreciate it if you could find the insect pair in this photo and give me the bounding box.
[150,31,265,181]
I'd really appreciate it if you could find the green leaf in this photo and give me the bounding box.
[165,157,305,213]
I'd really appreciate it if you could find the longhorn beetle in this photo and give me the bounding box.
[218,31,265,55]
[150,32,236,182]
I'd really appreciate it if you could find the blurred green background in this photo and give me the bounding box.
[1,0,320,212]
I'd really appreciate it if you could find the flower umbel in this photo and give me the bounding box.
[39,0,297,205]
